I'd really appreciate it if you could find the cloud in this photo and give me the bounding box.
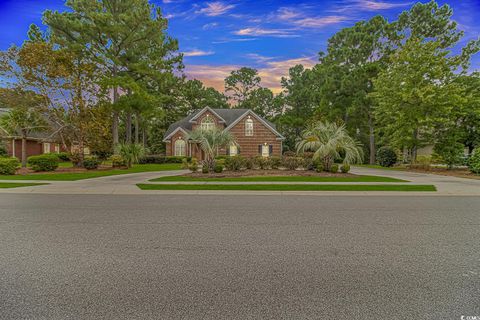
[184,56,317,94]
[183,50,215,57]
[336,0,412,12]
[245,53,276,63]
[212,38,258,44]
[196,2,236,16]
[271,7,348,29]
[295,15,348,28]
[202,22,219,30]
[233,27,298,38]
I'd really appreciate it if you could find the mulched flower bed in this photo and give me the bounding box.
[185,169,356,178]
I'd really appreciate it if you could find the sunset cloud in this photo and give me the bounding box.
[196,2,236,16]
[183,50,215,57]
[184,57,317,94]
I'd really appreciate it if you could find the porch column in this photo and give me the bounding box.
[11,138,15,158]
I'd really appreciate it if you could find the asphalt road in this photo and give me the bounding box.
[1,194,479,320]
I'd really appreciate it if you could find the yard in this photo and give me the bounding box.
[0,163,182,181]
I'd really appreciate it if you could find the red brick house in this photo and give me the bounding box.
[0,108,65,159]
[163,107,285,160]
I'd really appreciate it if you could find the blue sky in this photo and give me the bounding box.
[0,0,479,92]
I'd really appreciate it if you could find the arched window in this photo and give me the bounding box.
[201,116,215,131]
[245,118,254,136]
[174,139,186,156]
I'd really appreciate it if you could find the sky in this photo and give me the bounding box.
[0,0,479,93]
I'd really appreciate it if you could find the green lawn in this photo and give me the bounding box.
[0,182,48,189]
[151,175,406,183]
[137,183,436,192]
[0,164,182,181]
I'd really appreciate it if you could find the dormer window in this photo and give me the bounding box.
[245,117,254,136]
[201,116,215,131]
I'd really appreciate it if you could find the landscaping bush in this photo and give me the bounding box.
[214,164,224,173]
[189,158,199,172]
[315,163,324,173]
[283,150,296,157]
[302,157,314,170]
[433,142,464,169]
[245,157,255,170]
[270,156,282,170]
[83,157,101,170]
[202,164,209,174]
[139,155,190,164]
[468,150,480,174]
[330,164,339,173]
[116,143,145,168]
[56,152,71,162]
[376,147,397,167]
[0,144,8,157]
[255,156,271,170]
[0,157,19,175]
[27,154,59,172]
[282,156,302,170]
[111,155,127,168]
[340,164,350,173]
[225,156,245,171]
[410,155,431,171]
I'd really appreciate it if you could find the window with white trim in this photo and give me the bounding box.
[229,144,238,156]
[245,118,254,136]
[54,144,60,153]
[43,143,50,154]
[261,144,269,158]
[174,139,186,156]
[201,116,215,131]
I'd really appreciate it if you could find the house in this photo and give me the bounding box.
[163,107,285,160]
[0,108,64,159]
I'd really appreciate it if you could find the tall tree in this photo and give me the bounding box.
[43,0,182,147]
[224,67,261,105]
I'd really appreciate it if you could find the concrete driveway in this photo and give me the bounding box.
[1,166,479,195]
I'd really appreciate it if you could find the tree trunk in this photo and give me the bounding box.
[411,129,418,164]
[21,133,27,168]
[368,115,375,165]
[126,112,132,144]
[142,127,146,148]
[134,112,139,144]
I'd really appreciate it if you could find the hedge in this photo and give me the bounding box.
[0,158,19,175]
[139,155,191,164]
[27,154,59,172]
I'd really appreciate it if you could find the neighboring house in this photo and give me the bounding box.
[163,107,285,160]
[0,108,64,159]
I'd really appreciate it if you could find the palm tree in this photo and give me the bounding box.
[296,121,363,170]
[188,127,236,170]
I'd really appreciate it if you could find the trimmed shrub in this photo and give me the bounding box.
[225,156,245,171]
[245,157,255,170]
[139,155,191,164]
[83,157,101,170]
[255,156,271,170]
[468,150,480,174]
[340,164,350,173]
[28,154,59,172]
[0,144,8,157]
[111,155,126,168]
[376,147,397,167]
[410,155,431,171]
[0,158,19,175]
[283,150,296,157]
[270,156,282,170]
[315,163,324,173]
[57,152,71,162]
[215,158,226,167]
[282,156,302,170]
[189,158,199,172]
[214,164,224,173]
[303,157,314,171]
[330,164,339,173]
[202,164,209,174]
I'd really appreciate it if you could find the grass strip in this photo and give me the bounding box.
[0,182,48,189]
[151,175,406,183]
[137,184,436,192]
[0,164,182,181]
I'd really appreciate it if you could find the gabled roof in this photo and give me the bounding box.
[163,107,284,141]
[0,107,58,141]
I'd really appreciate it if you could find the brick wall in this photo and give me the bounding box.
[228,114,282,158]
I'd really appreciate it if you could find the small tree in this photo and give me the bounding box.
[188,128,236,171]
[116,143,145,168]
[296,121,363,171]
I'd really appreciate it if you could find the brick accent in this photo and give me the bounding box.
[191,110,224,131]
[227,114,282,158]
